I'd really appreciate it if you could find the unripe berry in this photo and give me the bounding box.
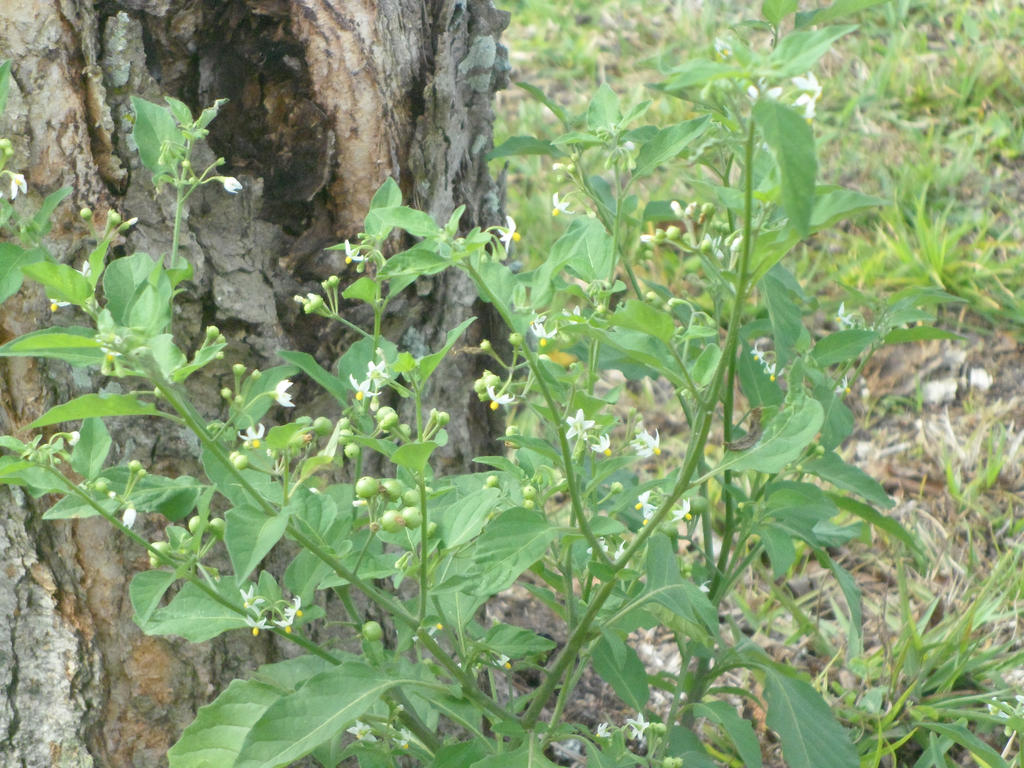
[362,620,383,642]
[230,452,249,470]
[400,506,422,529]
[344,443,360,460]
[128,460,143,473]
[208,518,226,537]
[375,407,399,431]
[485,475,499,488]
[355,476,380,499]
[402,489,419,507]
[188,516,203,534]
[509,332,523,347]
[379,509,405,533]
[381,478,405,501]
[312,417,333,436]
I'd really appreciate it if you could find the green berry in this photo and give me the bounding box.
[362,620,383,642]
[208,518,226,537]
[379,509,405,533]
[484,475,499,488]
[188,516,203,534]
[381,478,405,501]
[230,452,249,470]
[344,443,360,459]
[400,506,422,529]
[312,417,333,436]
[376,407,399,431]
[689,496,710,516]
[355,476,380,499]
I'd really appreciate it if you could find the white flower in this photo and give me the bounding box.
[366,353,389,386]
[587,537,609,557]
[635,490,656,524]
[495,653,511,669]
[79,261,91,279]
[613,539,627,560]
[551,192,573,216]
[240,585,264,612]
[595,722,611,738]
[347,720,377,742]
[699,580,711,593]
[794,92,818,121]
[344,240,367,264]
[763,361,777,381]
[395,728,414,749]
[713,38,732,59]
[49,298,71,312]
[836,302,855,329]
[631,425,661,458]
[750,342,766,364]
[565,409,595,443]
[591,433,611,456]
[834,376,850,396]
[625,712,650,740]
[238,423,265,448]
[486,385,514,409]
[67,431,81,447]
[792,71,821,99]
[349,373,375,402]
[747,80,782,101]
[530,315,557,346]
[221,176,242,194]
[283,595,303,623]
[499,215,519,249]
[671,499,691,522]
[244,614,270,636]
[273,379,295,407]
[9,172,27,199]
[122,507,137,529]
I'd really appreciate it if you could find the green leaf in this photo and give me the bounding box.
[168,678,282,768]
[643,534,718,633]
[469,740,560,768]
[0,326,104,366]
[657,58,737,94]
[438,487,500,550]
[692,701,762,768]
[797,1,888,25]
[390,441,438,473]
[164,96,193,126]
[586,83,621,133]
[234,663,395,768]
[633,116,710,178]
[612,300,675,345]
[592,633,649,710]
[916,722,1009,768]
[723,392,823,474]
[225,506,291,583]
[366,206,440,239]
[822,554,863,656]
[470,507,556,594]
[341,276,377,303]
[769,26,856,77]
[487,135,565,160]
[810,187,885,229]
[0,59,10,116]
[762,0,797,25]
[811,329,878,366]
[417,316,476,381]
[753,99,816,237]
[832,495,920,555]
[801,451,893,508]
[139,581,244,642]
[369,177,402,210]
[0,243,43,303]
[762,264,807,366]
[29,393,162,428]
[129,569,177,625]
[883,326,962,344]
[277,350,349,404]
[554,217,614,285]
[21,261,91,306]
[764,667,858,768]
[516,81,570,128]
[131,96,180,175]
[69,418,111,480]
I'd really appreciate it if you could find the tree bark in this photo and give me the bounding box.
[0,1,509,765]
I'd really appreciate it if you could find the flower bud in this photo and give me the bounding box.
[128,459,144,473]
[480,339,492,353]
[80,207,93,221]
[107,211,122,228]
[375,407,399,431]
[508,332,523,347]
[220,387,233,401]
[206,326,221,341]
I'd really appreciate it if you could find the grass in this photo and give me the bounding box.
[492,0,1024,764]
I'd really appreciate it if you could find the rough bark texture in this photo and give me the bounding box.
[0,0,509,765]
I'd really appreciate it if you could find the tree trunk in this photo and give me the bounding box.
[0,1,509,765]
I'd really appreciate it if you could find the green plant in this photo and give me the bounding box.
[0,5,995,765]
